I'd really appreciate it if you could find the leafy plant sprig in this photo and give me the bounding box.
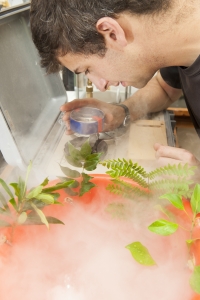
[126,184,200,295]
[60,139,102,196]
[0,161,75,243]
[99,158,199,294]
[61,144,200,294]
[100,159,196,198]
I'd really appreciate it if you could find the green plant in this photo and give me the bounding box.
[125,184,200,295]
[100,158,196,198]
[60,139,102,196]
[61,149,200,295]
[0,161,74,243]
[99,158,200,295]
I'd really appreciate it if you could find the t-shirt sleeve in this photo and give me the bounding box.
[160,66,182,89]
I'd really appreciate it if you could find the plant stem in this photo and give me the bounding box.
[10,222,17,243]
[190,215,196,240]
[147,177,150,201]
[183,208,193,222]
[178,224,190,232]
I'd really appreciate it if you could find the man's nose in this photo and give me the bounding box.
[87,75,107,92]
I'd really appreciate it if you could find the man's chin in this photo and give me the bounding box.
[130,77,151,89]
[121,80,148,89]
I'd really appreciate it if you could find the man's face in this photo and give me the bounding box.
[58,46,159,91]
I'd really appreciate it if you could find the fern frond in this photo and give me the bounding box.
[106,170,148,188]
[149,177,192,193]
[101,160,196,200]
[148,163,196,180]
[106,179,149,199]
[182,189,193,199]
[101,159,148,177]
[101,159,148,187]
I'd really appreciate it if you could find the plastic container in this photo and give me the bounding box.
[70,107,104,135]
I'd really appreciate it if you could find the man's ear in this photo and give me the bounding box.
[96,17,128,50]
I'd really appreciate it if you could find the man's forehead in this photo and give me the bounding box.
[57,53,79,70]
[58,52,100,71]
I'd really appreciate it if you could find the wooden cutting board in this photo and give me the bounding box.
[128,120,168,160]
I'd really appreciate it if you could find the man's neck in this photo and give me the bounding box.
[154,0,200,67]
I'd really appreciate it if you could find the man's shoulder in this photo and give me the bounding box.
[160,66,181,89]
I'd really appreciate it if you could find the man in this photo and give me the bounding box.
[30,0,200,166]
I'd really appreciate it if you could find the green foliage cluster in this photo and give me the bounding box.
[60,139,102,196]
[135,185,200,295]
[1,145,199,294]
[99,158,200,294]
[100,158,196,198]
[0,162,75,242]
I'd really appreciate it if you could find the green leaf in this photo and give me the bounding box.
[186,238,200,246]
[191,184,200,215]
[58,174,78,188]
[24,214,64,225]
[68,142,83,160]
[50,193,60,201]
[0,178,14,198]
[18,177,26,202]
[86,153,101,161]
[79,182,96,196]
[59,165,80,178]
[159,193,184,210]
[31,203,49,229]
[35,193,54,204]
[57,177,79,188]
[65,187,78,196]
[0,191,10,212]
[9,183,20,197]
[52,200,63,205]
[42,180,75,193]
[9,198,18,211]
[65,155,82,168]
[0,219,11,227]
[148,219,178,236]
[26,186,43,199]
[68,180,79,188]
[17,212,27,224]
[190,265,200,294]
[125,241,156,266]
[22,199,46,211]
[40,177,49,187]
[80,139,92,158]
[46,216,65,225]
[82,173,93,183]
[186,239,194,246]
[84,160,99,171]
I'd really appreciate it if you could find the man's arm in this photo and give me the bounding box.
[61,71,199,168]
[61,71,183,132]
[123,71,183,121]
[123,74,200,169]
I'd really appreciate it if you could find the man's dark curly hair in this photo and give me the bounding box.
[30,0,171,73]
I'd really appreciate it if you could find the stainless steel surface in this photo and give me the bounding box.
[0,5,67,169]
[0,151,6,174]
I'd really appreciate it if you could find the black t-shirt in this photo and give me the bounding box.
[160,55,200,137]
